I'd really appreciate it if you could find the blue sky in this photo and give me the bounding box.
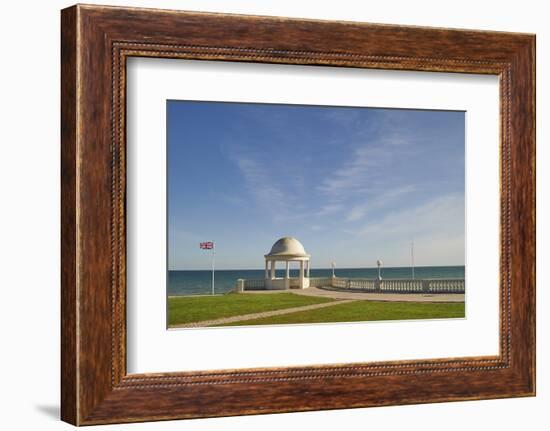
[167,101,465,270]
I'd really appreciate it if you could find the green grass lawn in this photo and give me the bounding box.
[218,300,465,326]
[168,293,334,326]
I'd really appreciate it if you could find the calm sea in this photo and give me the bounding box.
[168,266,465,296]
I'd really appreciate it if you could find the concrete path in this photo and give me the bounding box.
[170,299,355,328]
[246,286,465,303]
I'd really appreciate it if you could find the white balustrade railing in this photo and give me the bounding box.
[349,279,377,290]
[241,279,265,290]
[426,279,465,293]
[236,277,464,294]
[331,277,348,288]
[308,277,331,287]
[330,277,464,294]
[379,279,424,293]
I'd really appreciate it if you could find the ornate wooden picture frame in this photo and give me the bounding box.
[61,4,535,425]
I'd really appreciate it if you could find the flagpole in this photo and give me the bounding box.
[411,240,415,279]
[211,241,215,295]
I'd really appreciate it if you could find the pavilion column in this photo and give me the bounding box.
[284,261,290,290]
[265,260,269,279]
[306,260,310,277]
[299,260,304,288]
[270,260,276,279]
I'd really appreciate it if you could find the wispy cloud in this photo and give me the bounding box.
[346,184,416,222]
[229,150,313,223]
[316,203,344,216]
[318,136,412,197]
[233,156,289,215]
[350,193,464,238]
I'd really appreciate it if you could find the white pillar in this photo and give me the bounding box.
[265,260,269,279]
[299,260,304,288]
[306,260,310,277]
[284,261,290,290]
[236,279,245,293]
[270,260,276,279]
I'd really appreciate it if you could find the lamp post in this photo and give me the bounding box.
[331,261,336,278]
[377,259,383,280]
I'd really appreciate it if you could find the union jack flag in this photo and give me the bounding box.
[199,241,214,250]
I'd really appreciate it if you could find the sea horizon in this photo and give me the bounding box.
[168,265,465,296]
[169,264,465,271]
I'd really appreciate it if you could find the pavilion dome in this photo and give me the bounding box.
[266,237,309,257]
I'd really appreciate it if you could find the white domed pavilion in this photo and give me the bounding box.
[264,237,311,290]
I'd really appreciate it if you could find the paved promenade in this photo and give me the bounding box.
[247,286,465,303]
